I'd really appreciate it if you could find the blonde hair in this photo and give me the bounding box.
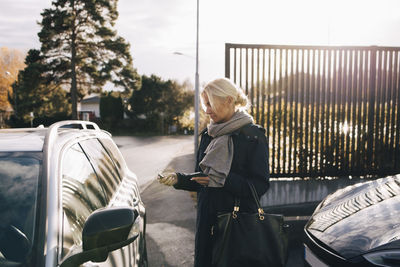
[201,78,249,111]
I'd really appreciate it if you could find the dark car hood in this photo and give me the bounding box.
[306,175,400,259]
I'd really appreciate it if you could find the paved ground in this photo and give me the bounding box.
[114,135,306,267]
[113,135,193,190]
[141,153,197,267]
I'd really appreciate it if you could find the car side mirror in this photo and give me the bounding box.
[60,207,139,267]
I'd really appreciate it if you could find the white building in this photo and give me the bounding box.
[78,94,100,121]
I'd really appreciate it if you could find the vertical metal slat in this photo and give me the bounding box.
[283,49,289,174]
[390,51,399,168]
[261,49,266,128]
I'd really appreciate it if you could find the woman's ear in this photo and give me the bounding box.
[225,96,234,105]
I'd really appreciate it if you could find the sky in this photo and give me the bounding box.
[1,0,400,88]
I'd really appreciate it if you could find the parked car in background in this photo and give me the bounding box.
[0,121,147,267]
[304,175,400,266]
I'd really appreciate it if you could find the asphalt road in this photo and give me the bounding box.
[141,153,197,267]
[113,135,307,267]
[113,135,194,191]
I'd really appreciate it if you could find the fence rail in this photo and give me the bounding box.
[225,43,400,178]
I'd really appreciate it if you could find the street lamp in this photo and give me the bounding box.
[194,0,200,158]
[173,49,200,158]
[173,52,194,58]
[172,0,200,160]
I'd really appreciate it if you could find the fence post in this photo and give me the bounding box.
[225,43,231,79]
[367,47,377,170]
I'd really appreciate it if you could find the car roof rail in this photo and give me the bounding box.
[49,120,101,132]
[43,120,102,169]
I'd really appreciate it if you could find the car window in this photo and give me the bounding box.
[0,154,41,263]
[79,138,122,200]
[99,138,126,178]
[61,143,107,259]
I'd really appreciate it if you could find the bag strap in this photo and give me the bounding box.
[232,181,266,220]
[247,180,262,208]
[246,181,266,220]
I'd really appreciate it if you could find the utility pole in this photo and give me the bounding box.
[173,0,200,159]
[194,0,200,157]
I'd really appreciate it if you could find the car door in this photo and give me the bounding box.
[98,137,146,267]
[59,142,109,265]
[79,138,140,266]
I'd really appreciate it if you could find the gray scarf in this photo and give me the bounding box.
[199,110,253,187]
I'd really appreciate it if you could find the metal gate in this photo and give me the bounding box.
[225,43,400,178]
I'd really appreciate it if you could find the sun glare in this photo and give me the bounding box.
[340,121,350,135]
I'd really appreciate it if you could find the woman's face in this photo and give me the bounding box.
[202,93,234,123]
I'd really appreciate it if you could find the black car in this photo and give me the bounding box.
[0,121,147,267]
[304,175,400,267]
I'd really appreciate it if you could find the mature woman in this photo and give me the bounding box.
[158,77,270,267]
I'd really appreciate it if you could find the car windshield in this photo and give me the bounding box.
[0,153,41,263]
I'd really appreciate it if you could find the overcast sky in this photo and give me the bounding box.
[1,0,400,87]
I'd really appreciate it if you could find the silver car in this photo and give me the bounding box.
[0,121,147,267]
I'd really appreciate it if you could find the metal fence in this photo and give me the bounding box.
[225,43,400,178]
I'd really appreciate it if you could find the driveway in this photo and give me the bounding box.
[113,135,194,190]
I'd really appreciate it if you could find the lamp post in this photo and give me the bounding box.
[172,0,200,159]
[194,0,200,157]
[30,112,34,127]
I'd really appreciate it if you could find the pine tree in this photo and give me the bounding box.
[38,0,140,119]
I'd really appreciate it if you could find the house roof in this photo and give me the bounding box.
[81,95,100,104]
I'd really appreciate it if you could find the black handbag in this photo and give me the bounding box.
[211,181,289,267]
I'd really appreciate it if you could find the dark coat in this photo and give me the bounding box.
[174,123,270,267]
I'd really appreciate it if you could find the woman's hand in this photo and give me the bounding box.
[191,176,210,186]
[158,172,178,186]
